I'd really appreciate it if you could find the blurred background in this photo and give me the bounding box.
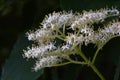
[0,0,120,80]
[0,0,60,74]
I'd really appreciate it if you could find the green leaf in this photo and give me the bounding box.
[103,37,120,66]
[95,37,120,79]
[114,56,120,80]
[60,0,120,11]
[58,64,82,80]
[1,33,44,80]
[51,68,59,80]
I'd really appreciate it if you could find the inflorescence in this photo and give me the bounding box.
[23,8,120,71]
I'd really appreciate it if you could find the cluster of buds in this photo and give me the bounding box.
[23,8,120,71]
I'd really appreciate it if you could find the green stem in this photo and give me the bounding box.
[75,47,88,62]
[92,47,102,64]
[51,62,71,67]
[90,63,106,80]
[75,47,106,80]
[92,36,118,64]
[67,58,87,65]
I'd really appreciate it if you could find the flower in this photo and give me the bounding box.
[95,22,120,43]
[33,56,61,71]
[23,43,56,59]
[23,8,120,71]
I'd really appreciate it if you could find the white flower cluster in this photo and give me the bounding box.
[23,8,120,71]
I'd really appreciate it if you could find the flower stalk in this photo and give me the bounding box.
[75,47,106,80]
[23,8,120,79]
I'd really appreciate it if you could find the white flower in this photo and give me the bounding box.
[23,43,56,59]
[58,12,75,25]
[23,47,41,59]
[83,11,106,22]
[61,44,71,51]
[41,12,60,29]
[27,32,36,41]
[34,56,61,71]
[95,22,120,43]
[42,12,60,24]
[65,34,78,45]
[105,8,119,16]
[70,8,119,30]
[81,26,94,35]
[24,8,120,71]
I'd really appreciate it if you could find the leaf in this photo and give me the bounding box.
[103,37,120,66]
[58,64,82,80]
[95,37,120,79]
[114,56,120,80]
[60,0,120,11]
[1,33,44,80]
[51,68,59,80]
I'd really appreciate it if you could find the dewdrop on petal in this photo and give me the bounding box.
[23,8,120,71]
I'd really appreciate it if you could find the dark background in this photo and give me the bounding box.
[0,0,120,80]
[0,0,60,71]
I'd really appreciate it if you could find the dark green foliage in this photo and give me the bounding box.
[60,0,120,11]
[1,33,44,80]
[50,68,59,80]
[58,64,82,80]
[114,56,120,80]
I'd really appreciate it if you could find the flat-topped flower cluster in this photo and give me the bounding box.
[23,8,120,71]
